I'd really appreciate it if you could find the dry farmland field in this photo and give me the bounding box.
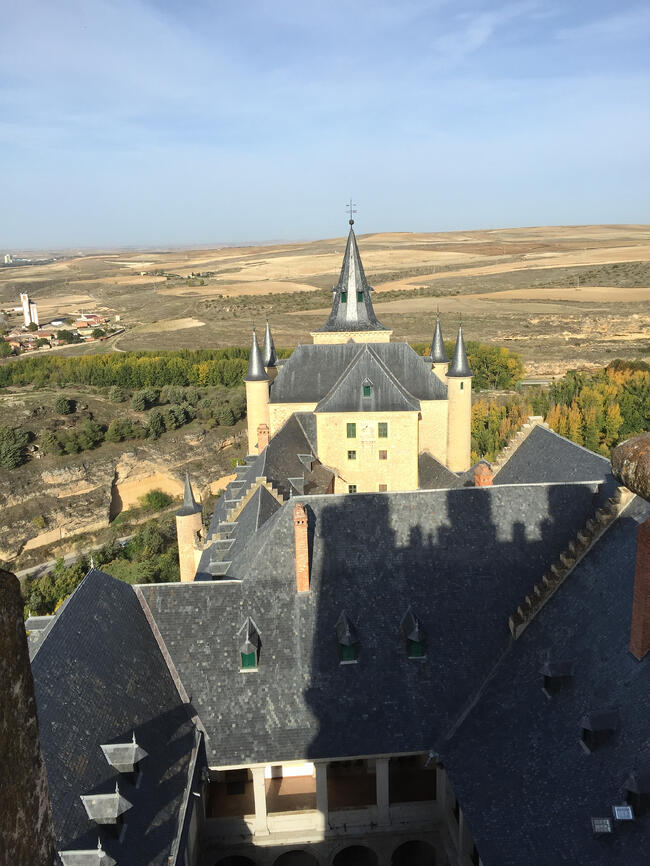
[2,224,649,376]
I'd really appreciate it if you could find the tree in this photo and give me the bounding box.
[218,406,235,426]
[27,321,38,331]
[146,409,165,439]
[0,425,29,469]
[0,340,13,357]
[108,386,127,403]
[40,430,63,456]
[54,395,75,415]
[35,338,49,348]
[77,420,104,450]
[139,489,173,511]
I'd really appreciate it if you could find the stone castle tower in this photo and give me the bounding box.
[175,472,203,583]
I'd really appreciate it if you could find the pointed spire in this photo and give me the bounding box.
[431,311,449,363]
[244,327,270,382]
[176,470,201,516]
[261,320,277,367]
[447,323,473,377]
[316,226,388,333]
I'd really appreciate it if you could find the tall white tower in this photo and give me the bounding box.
[20,293,31,326]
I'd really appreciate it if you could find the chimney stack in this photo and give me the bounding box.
[293,503,310,593]
[630,518,650,660]
[474,462,494,487]
[257,423,270,452]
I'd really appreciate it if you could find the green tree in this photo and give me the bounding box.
[108,386,127,403]
[35,338,49,348]
[0,425,29,469]
[40,430,63,455]
[130,390,148,411]
[54,395,75,415]
[146,409,165,439]
[77,419,104,450]
[218,406,235,426]
[0,340,12,357]
[139,489,173,511]
[27,321,38,332]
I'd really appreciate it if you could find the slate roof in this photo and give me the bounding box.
[315,227,388,333]
[447,324,472,378]
[495,425,615,492]
[270,341,447,405]
[30,570,200,866]
[442,496,650,866]
[141,481,602,767]
[244,328,269,382]
[261,320,277,367]
[418,451,462,490]
[315,344,421,413]
[431,314,449,363]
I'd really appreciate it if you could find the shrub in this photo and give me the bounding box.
[0,425,29,469]
[108,385,127,403]
[146,409,165,439]
[54,395,75,415]
[40,430,63,455]
[139,489,174,511]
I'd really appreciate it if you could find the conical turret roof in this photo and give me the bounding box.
[431,313,449,363]
[447,324,472,377]
[316,225,388,333]
[244,328,270,382]
[176,471,202,516]
[261,320,277,367]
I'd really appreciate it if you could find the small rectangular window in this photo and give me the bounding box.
[241,651,257,669]
[363,384,371,397]
[379,450,387,460]
[379,484,387,492]
[460,381,464,390]
[341,291,347,303]
[378,422,388,438]
[348,484,357,494]
[347,422,356,438]
[347,450,356,460]
[408,639,425,659]
[340,643,357,663]
[357,291,363,302]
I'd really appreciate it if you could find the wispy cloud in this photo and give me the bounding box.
[556,7,650,41]
[433,2,538,64]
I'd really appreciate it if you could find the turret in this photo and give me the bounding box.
[175,472,202,583]
[261,320,278,381]
[446,324,473,472]
[311,221,392,344]
[244,327,270,455]
[430,311,449,384]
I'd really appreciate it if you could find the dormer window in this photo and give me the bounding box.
[336,611,358,664]
[341,291,347,303]
[357,291,363,302]
[238,617,261,671]
[362,378,372,398]
[401,609,426,660]
[539,657,575,698]
[580,710,619,753]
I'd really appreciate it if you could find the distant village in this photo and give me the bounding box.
[0,292,120,355]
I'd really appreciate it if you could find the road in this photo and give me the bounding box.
[15,534,134,582]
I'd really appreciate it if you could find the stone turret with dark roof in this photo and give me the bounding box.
[176,471,201,517]
[431,312,449,364]
[447,324,472,378]
[315,225,389,333]
[262,320,277,368]
[244,328,269,382]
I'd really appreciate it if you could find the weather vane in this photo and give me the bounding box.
[346,198,357,226]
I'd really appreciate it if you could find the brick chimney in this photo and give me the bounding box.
[257,423,270,452]
[630,518,650,660]
[293,503,310,593]
[474,462,494,487]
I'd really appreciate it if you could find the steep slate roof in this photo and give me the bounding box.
[447,324,472,378]
[315,227,388,332]
[495,425,614,488]
[142,482,602,766]
[244,328,269,382]
[176,471,201,517]
[30,570,199,866]
[418,451,463,490]
[270,342,446,404]
[261,320,277,367]
[443,496,650,866]
[315,344,420,413]
[431,314,449,364]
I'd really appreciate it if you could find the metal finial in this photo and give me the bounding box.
[346,198,357,226]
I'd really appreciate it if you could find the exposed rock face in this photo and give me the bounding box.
[611,433,650,502]
[0,570,56,865]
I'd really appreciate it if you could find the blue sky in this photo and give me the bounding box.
[1,0,648,247]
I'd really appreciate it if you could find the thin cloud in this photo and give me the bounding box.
[556,7,650,41]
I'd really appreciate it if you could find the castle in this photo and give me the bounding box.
[16,225,650,866]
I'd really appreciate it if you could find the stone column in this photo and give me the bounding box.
[251,766,269,836]
[315,761,329,832]
[375,757,390,825]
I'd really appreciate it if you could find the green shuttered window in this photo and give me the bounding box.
[347,422,356,438]
[378,422,388,438]
[241,651,257,669]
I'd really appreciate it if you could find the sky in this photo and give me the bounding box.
[1,0,649,248]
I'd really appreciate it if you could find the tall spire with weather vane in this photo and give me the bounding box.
[313,201,389,336]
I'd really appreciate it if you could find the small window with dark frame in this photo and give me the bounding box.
[378,422,388,438]
[347,422,356,438]
[363,384,371,397]
[348,484,357,493]
[238,617,260,672]
[460,381,464,390]
[540,657,575,698]
[336,611,358,664]
[580,710,619,753]
[348,450,356,460]
[341,291,347,303]
[401,608,426,660]
[379,484,387,491]
[379,450,387,460]
[357,291,363,302]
